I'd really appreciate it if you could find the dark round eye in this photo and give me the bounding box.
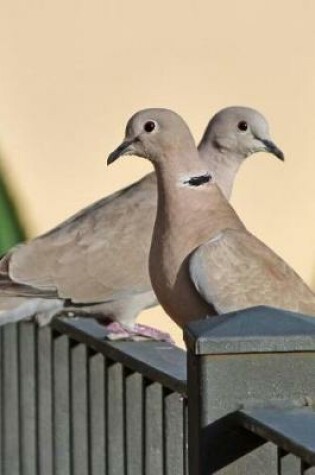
[238,121,248,131]
[144,120,156,133]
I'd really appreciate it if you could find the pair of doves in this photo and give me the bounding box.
[1,107,314,341]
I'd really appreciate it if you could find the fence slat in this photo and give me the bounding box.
[2,323,20,475]
[53,334,71,475]
[278,449,301,475]
[71,343,89,475]
[89,352,106,475]
[145,381,164,475]
[301,461,315,475]
[37,326,53,475]
[125,370,143,475]
[52,318,186,393]
[19,322,37,475]
[164,391,185,475]
[107,361,125,475]
[184,399,189,475]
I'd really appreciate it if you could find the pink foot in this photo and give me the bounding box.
[104,321,174,344]
[132,324,174,344]
[103,322,132,340]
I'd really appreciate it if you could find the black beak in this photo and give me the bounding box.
[107,139,135,165]
[261,139,285,161]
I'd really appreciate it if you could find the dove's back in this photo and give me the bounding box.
[1,172,157,303]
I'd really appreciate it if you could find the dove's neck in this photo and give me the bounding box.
[152,151,242,266]
[155,147,234,216]
[150,152,243,326]
[154,156,240,246]
[198,140,244,200]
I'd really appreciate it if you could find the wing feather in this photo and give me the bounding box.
[189,228,315,315]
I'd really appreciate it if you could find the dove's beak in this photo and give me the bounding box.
[107,140,133,165]
[107,139,136,165]
[261,139,285,161]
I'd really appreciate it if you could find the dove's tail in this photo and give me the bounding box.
[0,296,63,326]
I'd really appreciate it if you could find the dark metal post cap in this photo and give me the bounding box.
[184,306,315,355]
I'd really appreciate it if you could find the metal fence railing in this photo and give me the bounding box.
[0,305,315,474]
[1,317,187,475]
[185,305,315,475]
[236,405,315,472]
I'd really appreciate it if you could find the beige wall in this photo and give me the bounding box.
[0,0,314,344]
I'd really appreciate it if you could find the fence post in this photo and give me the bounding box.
[184,306,315,475]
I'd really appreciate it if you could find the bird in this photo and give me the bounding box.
[0,107,284,340]
[107,108,315,328]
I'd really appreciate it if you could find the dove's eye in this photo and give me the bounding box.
[144,121,156,133]
[238,121,248,132]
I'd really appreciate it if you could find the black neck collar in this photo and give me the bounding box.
[183,172,212,187]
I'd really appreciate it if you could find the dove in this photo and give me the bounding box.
[108,108,315,327]
[0,107,284,339]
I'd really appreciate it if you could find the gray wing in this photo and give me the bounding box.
[189,228,315,315]
[0,173,157,303]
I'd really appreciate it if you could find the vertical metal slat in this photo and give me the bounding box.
[164,390,184,475]
[2,323,20,475]
[89,352,106,475]
[278,448,301,474]
[301,461,315,474]
[125,370,143,475]
[71,342,89,475]
[19,322,37,475]
[145,381,164,475]
[106,360,124,475]
[53,334,71,475]
[183,399,189,475]
[37,325,53,475]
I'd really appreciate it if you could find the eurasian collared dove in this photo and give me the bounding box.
[0,107,283,339]
[108,108,315,327]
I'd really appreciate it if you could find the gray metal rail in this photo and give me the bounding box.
[236,406,315,467]
[0,317,187,475]
[185,306,315,475]
[1,306,315,474]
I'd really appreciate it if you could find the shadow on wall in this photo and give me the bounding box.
[0,156,26,254]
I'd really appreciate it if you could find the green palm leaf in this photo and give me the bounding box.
[0,172,26,254]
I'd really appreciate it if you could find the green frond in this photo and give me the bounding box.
[0,173,26,254]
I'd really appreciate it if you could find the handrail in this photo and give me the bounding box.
[1,306,315,474]
[52,316,187,394]
[236,406,315,467]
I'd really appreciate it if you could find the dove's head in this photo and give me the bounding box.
[199,106,284,161]
[107,108,198,166]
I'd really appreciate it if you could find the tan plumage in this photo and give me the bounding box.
[5,175,157,302]
[0,175,158,329]
[190,228,315,316]
[0,107,284,336]
[109,108,315,328]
